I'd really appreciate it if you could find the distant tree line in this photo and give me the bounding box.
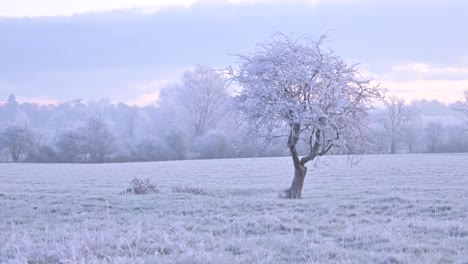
[371,94,468,154]
[0,67,467,163]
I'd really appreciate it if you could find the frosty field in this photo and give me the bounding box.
[1,154,467,264]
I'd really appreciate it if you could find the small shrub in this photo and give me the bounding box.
[171,185,208,195]
[121,178,159,195]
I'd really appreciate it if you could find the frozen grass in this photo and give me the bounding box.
[0,154,467,263]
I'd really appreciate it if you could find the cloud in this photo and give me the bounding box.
[0,0,467,103]
[123,79,171,106]
[125,91,161,106]
[15,96,61,105]
[371,62,468,103]
[0,0,377,17]
[381,79,468,104]
[380,63,468,82]
[0,0,199,17]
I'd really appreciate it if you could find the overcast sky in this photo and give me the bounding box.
[0,0,467,105]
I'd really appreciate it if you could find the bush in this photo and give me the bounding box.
[121,178,159,195]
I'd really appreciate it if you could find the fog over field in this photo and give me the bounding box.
[1,92,467,164]
[1,154,467,263]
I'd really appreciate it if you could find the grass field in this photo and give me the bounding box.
[1,154,467,263]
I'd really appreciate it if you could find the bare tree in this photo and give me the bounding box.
[174,65,230,137]
[425,121,444,153]
[445,124,468,152]
[0,124,35,162]
[82,116,115,163]
[2,94,19,124]
[401,118,423,153]
[119,105,138,141]
[56,117,116,163]
[164,127,187,160]
[231,33,383,198]
[381,95,419,154]
[453,90,468,128]
[56,129,86,163]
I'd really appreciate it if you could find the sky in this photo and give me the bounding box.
[0,0,467,105]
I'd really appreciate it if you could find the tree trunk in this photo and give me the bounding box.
[284,124,305,199]
[284,165,307,199]
[11,149,19,163]
[390,139,396,154]
[12,153,18,163]
[282,124,330,199]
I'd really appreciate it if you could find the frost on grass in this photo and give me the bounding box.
[171,185,208,196]
[120,178,159,195]
[0,154,468,263]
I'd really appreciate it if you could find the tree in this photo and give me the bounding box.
[1,94,19,124]
[381,95,419,154]
[0,124,35,162]
[7,94,18,105]
[231,33,383,198]
[453,90,468,128]
[164,128,187,160]
[82,116,115,163]
[400,117,423,153]
[425,121,444,153]
[56,129,86,163]
[56,117,116,163]
[172,65,230,137]
[444,125,468,152]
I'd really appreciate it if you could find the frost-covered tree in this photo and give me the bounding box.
[56,129,86,163]
[124,107,138,140]
[55,116,116,163]
[164,128,187,160]
[400,117,423,153]
[425,121,444,153]
[381,95,419,154]
[231,33,383,198]
[453,90,468,128]
[0,124,35,162]
[173,65,230,137]
[445,125,468,152]
[0,94,19,125]
[82,116,115,163]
